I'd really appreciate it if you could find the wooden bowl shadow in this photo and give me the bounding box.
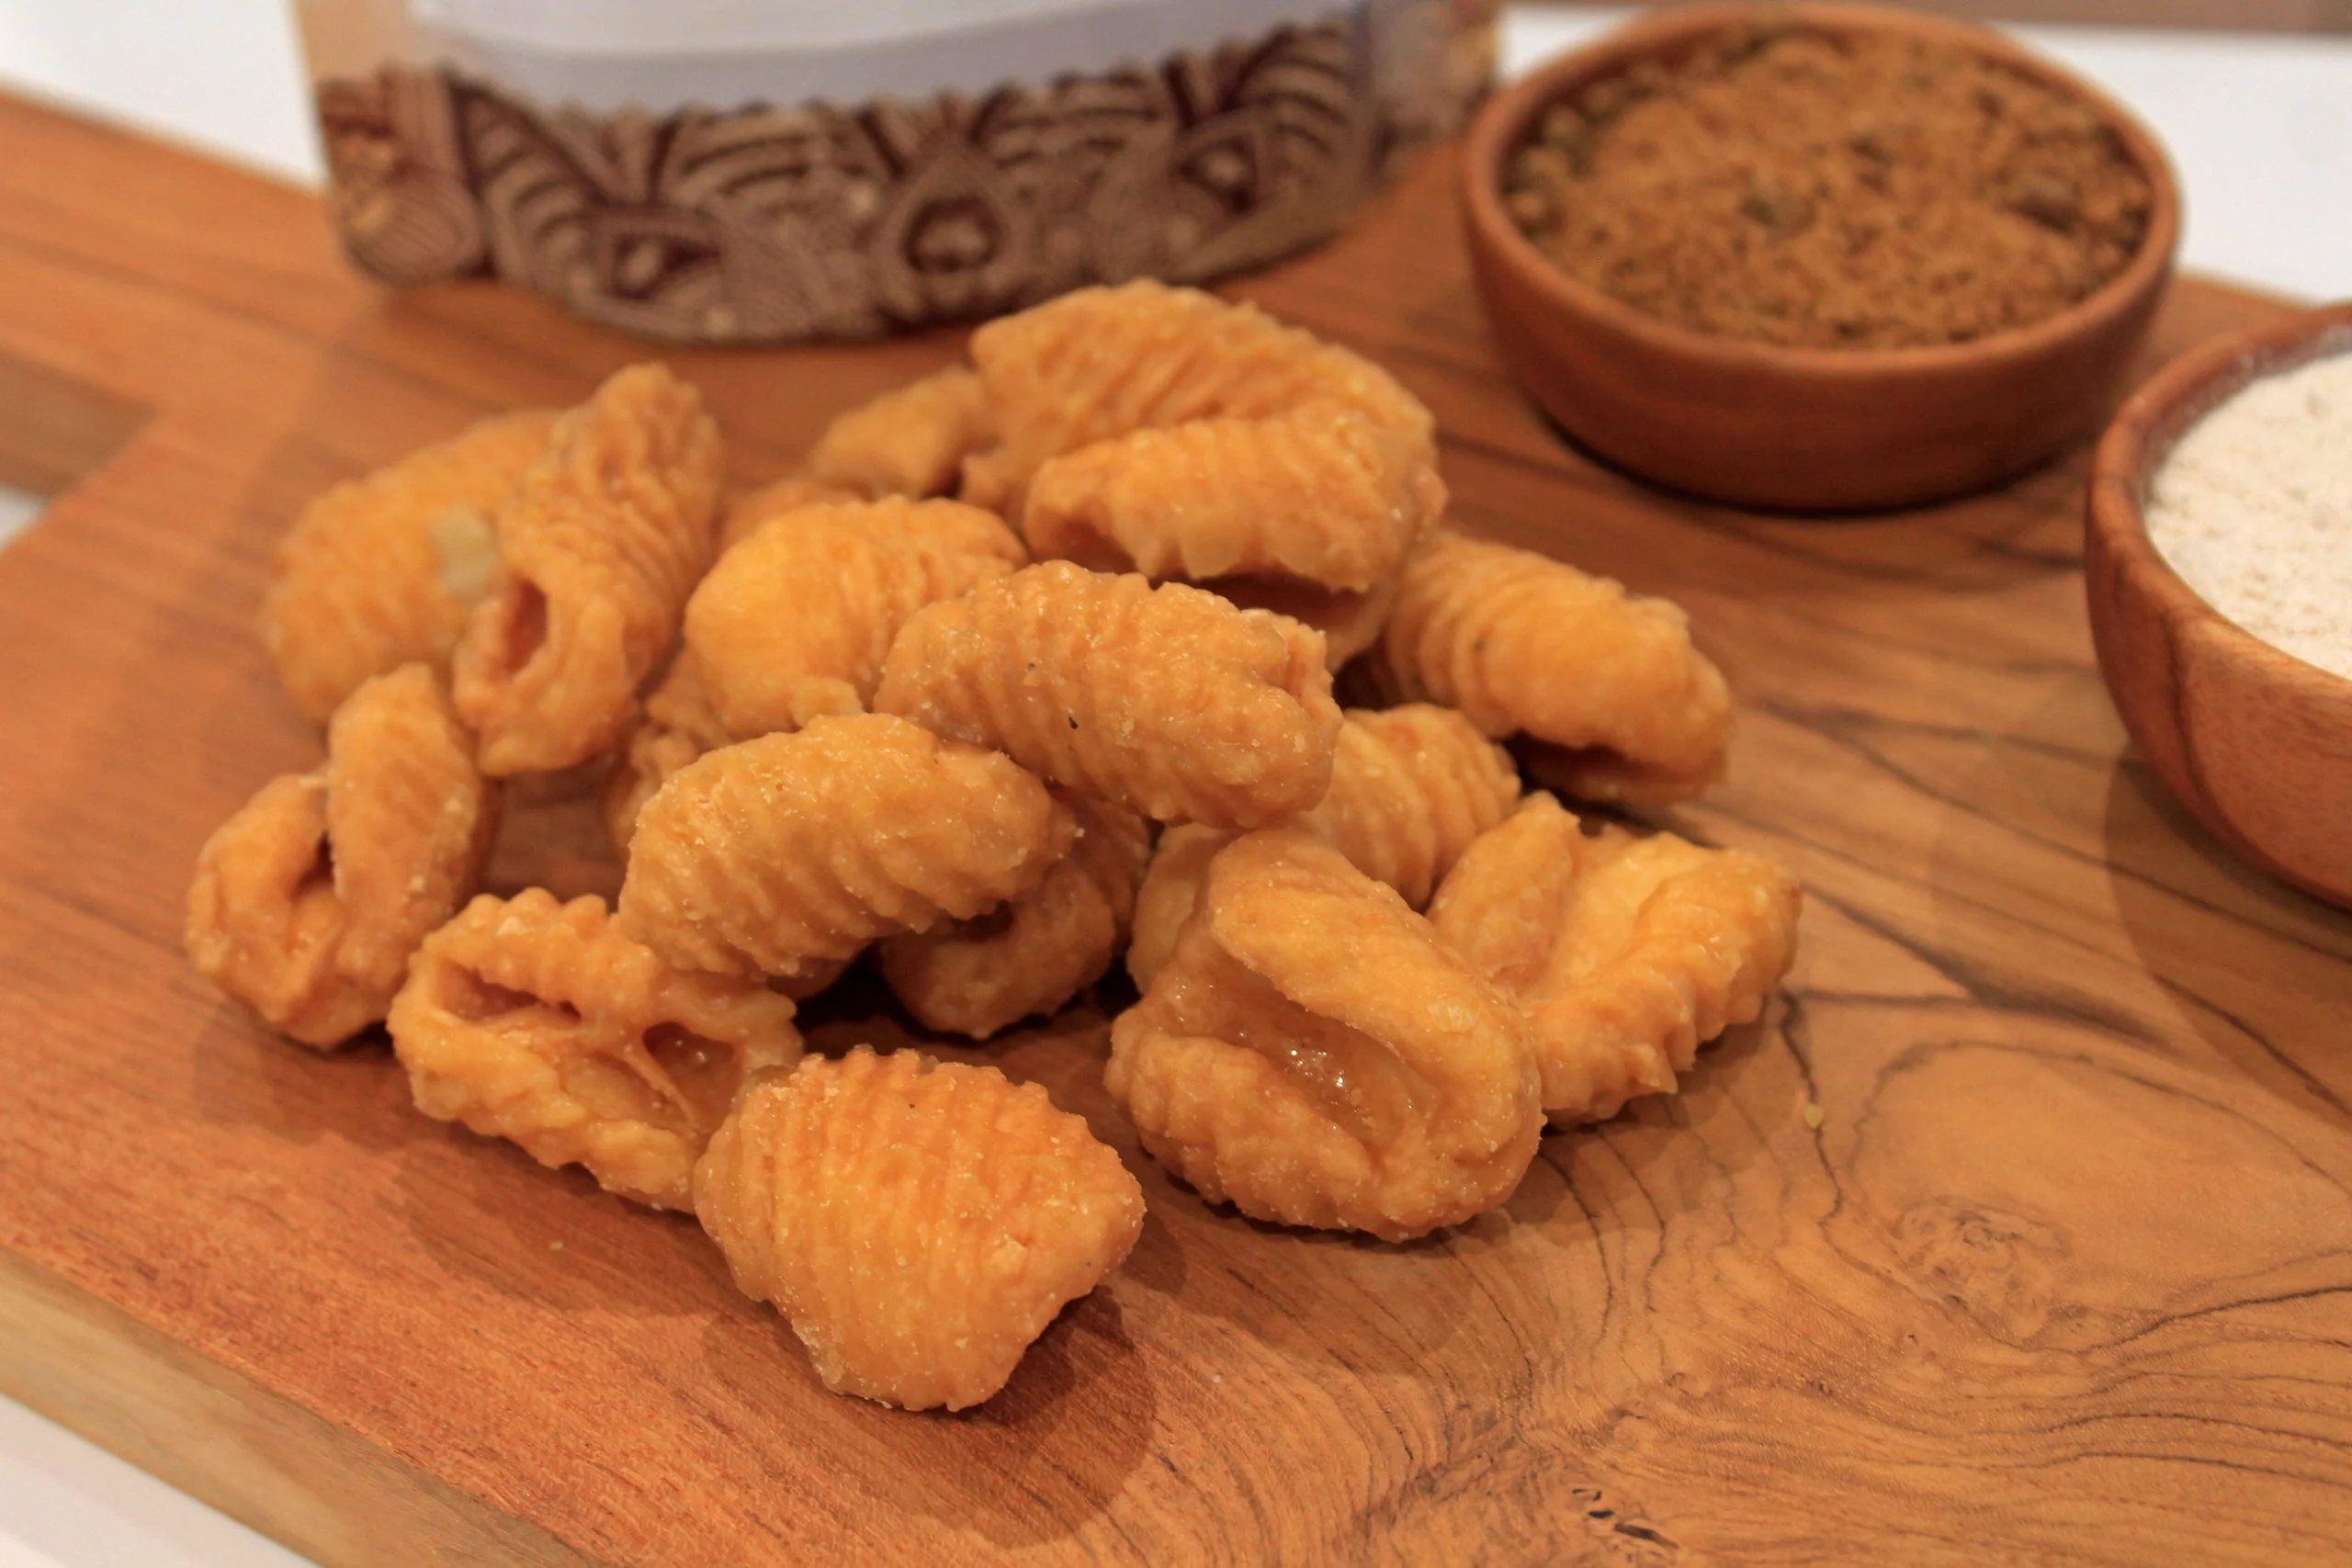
[2098,754,2352,1122]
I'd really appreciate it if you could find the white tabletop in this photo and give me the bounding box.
[0,4,2346,1564]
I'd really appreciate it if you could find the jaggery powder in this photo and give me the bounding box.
[1504,19,2155,349]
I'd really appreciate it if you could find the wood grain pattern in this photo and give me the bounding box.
[0,91,2347,1567]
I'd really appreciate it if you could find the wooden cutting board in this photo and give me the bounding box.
[0,92,2346,1568]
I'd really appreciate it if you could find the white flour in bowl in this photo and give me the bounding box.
[2143,344,2352,681]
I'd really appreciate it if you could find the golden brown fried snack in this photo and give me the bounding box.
[806,367,997,501]
[1124,823,1229,993]
[716,473,862,556]
[261,410,556,723]
[878,792,1150,1039]
[873,562,1340,829]
[1124,705,1518,989]
[617,713,1076,981]
[601,651,734,851]
[1301,705,1522,908]
[1368,530,1733,803]
[1210,572,1397,671]
[771,953,855,1004]
[1023,405,1436,593]
[187,664,497,1047]
[1428,795,1801,1126]
[695,1046,1144,1411]
[389,889,801,1210]
[684,498,1026,740]
[452,364,725,775]
[1106,828,1541,1241]
[963,279,1437,519]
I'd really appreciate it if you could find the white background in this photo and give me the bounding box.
[0,4,2346,1563]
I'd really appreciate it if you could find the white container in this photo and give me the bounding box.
[299,0,1496,342]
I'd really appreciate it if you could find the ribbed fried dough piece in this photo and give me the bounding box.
[262,410,556,722]
[965,279,1435,508]
[187,665,497,1047]
[618,714,1076,981]
[874,562,1340,829]
[685,498,1026,740]
[186,775,357,1043]
[1125,823,1230,992]
[717,473,861,556]
[879,792,1150,1039]
[1429,795,1802,1126]
[1373,531,1733,803]
[1023,406,1436,593]
[453,364,725,775]
[806,367,997,501]
[1106,829,1541,1241]
[1212,573,1397,671]
[1124,705,1518,989]
[771,953,854,1004]
[389,889,801,1210]
[602,651,734,851]
[1304,705,1522,908]
[695,1047,1145,1411]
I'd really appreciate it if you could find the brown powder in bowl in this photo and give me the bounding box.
[1502,17,2155,350]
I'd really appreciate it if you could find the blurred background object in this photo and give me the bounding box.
[288,0,1498,342]
[0,1,2342,304]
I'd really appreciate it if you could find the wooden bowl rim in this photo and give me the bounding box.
[2087,299,2352,704]
[1461,0,2184,378]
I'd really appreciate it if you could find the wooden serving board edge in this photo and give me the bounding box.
[0,1248,597,1568]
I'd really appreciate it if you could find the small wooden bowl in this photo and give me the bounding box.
[2085,303,2352,908]
[1461,3,2181,513]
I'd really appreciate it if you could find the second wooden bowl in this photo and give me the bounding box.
[2085,302,2352,908]
[1460,3,2182,513]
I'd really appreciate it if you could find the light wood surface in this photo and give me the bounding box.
[0,91,2347,1568]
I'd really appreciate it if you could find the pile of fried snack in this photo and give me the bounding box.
[186,281,1801,1414]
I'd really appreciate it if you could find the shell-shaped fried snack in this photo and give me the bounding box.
[1301,705,1521,908]
[617,713,1077,981]
[453,364,725,775]
[601,651,734,851]
[717,473,861,556]
[873,561,1340,829]
[1123,705,1518,989]
[1023,405,1437,593]
[1125,823,1230,992]
[1211,572,1397,671]
[262,410,556,722]
[187,665,497,1048]
[685,498,1025,740]
[806,367,997,502]
[1106,828,1541,1241]
[694,1046,1145,1411]
[878,792,1150,1039]
[964,281,1442,590]
[389,889,801,1209]
[965,279,1434,507]
[1372,531,1733,803]
[771,953,855,1004]
[1429,795,1801,1126]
